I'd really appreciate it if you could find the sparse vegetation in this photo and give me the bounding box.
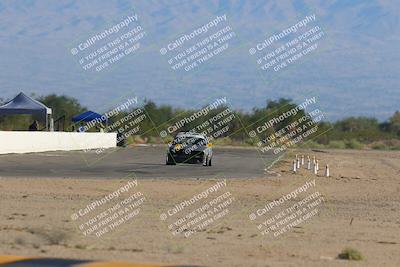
[327,140,346,149]
[166,244,184,254]
[74,244,88,250]
[338,248,364,261]
[14,237,26,246]
[28,228,68,246]
[1,95,399,149]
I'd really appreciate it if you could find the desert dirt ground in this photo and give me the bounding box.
[0,149,399,267]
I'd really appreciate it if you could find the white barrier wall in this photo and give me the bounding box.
[0,131,117,154]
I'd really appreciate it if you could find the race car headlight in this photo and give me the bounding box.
[174,144,182,151]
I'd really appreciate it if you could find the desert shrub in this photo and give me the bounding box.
[244,137,259,146]
[213,137,235,146]
[299,140,325,149]
[338,248,363,261]
[345,139,364,149]
[371,141,389,150]
[327,140,346,149]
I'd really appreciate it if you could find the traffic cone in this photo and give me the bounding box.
[316,160,319,171]
[325,164,330,177]
[296,158,300,169]
[293,160,297,173]
[301,155,304,165]
[307,157,311,170]
[313,162,318,175]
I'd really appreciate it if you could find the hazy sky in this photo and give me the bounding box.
[0,0,399,121]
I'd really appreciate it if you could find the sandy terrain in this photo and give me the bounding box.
[0,149,399,267]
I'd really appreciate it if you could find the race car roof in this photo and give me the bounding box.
[175,132,206,139]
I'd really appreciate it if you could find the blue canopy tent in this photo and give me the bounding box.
[72,111,107,122]
[72,111,108,132]
[0,92,52,130]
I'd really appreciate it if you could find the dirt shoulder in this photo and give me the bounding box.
[0,149,399,267]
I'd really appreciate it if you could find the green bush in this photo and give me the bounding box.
[371,141,389,150]
[299,140,325,149]
[327,140,346,149]
[338,248,363,261]
[345,139,364,149]
[244,137,259,146]
[213,137,237,146]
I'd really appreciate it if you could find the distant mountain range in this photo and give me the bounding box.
[0,0,398,121]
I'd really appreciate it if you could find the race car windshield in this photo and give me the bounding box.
[173,137,205,146]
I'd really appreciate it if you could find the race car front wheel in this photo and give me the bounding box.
[166,153,176,165]
[203,155,212,166]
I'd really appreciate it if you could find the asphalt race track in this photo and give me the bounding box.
[0,146,280,179]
